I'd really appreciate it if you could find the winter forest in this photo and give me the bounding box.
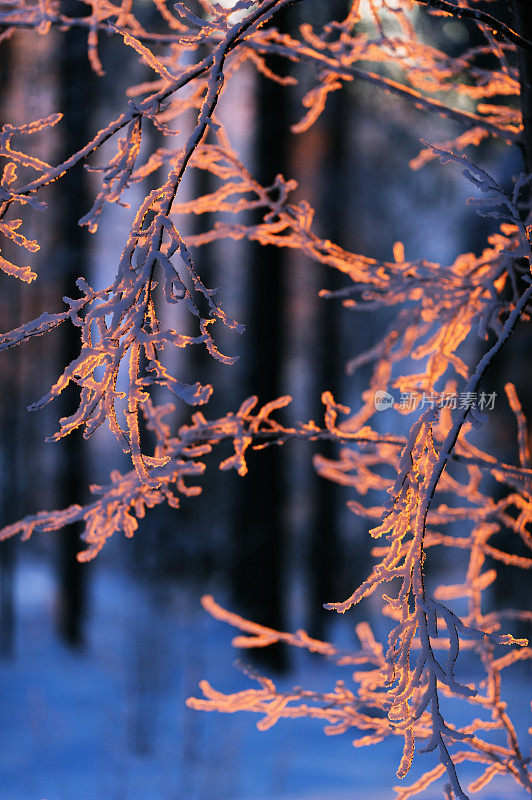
[0,0,531,798]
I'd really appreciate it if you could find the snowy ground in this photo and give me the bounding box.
[0,557,529,800]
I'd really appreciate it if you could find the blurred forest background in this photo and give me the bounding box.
[0,2,529,798]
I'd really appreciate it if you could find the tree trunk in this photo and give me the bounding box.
[0,41,17,659]
[511,1,532,170]
[307,75,349,640]
[231,8,293,672]
[54,3,96,646]
[487,2,532,629]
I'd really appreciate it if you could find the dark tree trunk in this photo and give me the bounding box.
[511,1,532,170]
[308,71,349,640]
[486,3,532,628]
[54,2,96,646]
[0,291,19,658]
[231,8,293,671]
[0,41,17,659]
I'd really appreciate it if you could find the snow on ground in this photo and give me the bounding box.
[0,556,529,800]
